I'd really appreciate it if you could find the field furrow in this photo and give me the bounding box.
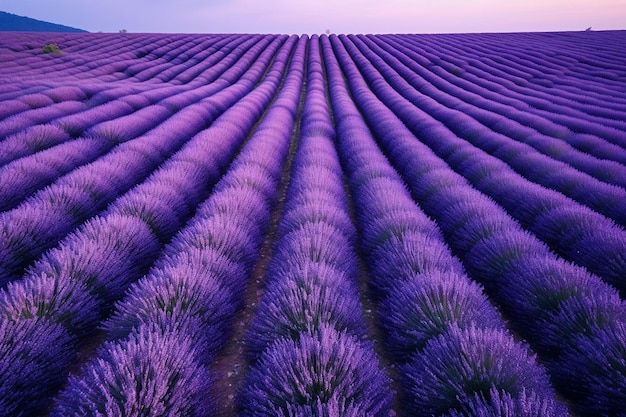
[0,30,624,417]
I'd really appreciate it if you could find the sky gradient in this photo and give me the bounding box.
[0,0,624,34]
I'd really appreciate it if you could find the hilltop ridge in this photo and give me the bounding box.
[0,10,87,32]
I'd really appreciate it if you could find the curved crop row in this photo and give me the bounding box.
[401,34,626,130]
[239,35,393,416]
[330,33,626,416]
[323,35,566,416]
[50,34,304,416]
[0,35,295,416]
[0,35,288,288]
[337,34,626,296]
[0,124,72,166]
[368,35,626,189]
[0,136,112,211]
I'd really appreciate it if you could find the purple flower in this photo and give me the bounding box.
[0,124,70,166]
[497,255,624,354]
[464,230,548,291]
[106,189,184,240]
[0,317,77,416]
[270,223,359,284]
[368,231,465,295]
[277,203,356,246]
[0,271,100,334]
[556,321,626,416]
[86,104,172,142]
[51,326,214,416]
[246,267,366,361]
[361,210,444,255]
[0,100,29,120]
[45,85,87,102]
[104,262,235,361]
[166,212,261,270]
[239,326,393,417]
[402,326,561,416]
[31,214,159,303]
[213,162,279,202]
[11,155,110,216]
[380,272,503,361]
[443,387,568,417]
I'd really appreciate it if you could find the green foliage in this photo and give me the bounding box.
[42,43,62,54]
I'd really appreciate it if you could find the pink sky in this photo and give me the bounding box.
[0,0,624,34]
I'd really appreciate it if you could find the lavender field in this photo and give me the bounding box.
[0,30,625,417]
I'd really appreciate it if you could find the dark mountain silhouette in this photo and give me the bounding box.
[0,11,87,32]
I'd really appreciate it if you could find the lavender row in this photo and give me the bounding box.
[323,35,566,416]
[0,35,288,287]
[0,35,243,137]
[0,35,296,416]
[447,37,626,112]
[0,105,193,287]
[0,124,72,167]
[0,33,188,82]
[0,33,257,87]
[391,34,626,147]
[391,33,626,139]
[338,34,626,295]
[449,32,626,105]
[360,35,626,224]
[0,102,231,415]
[0,136,115,212]
[0,99,87,139]
[123,34,257,86]
[170,35,247,85]
[0,34,269,148]
[368,35,626,187]
[50,34,303,416]
[404,33,626,123]
[332,33,626,416]
[353,35,626,223]
[239,36,393,416]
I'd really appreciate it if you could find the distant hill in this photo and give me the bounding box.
[0,11,87,32]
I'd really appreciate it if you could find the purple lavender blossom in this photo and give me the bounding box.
[277,203,356,246]
[0,271,100,334]
[30,214,159,304]
[0,124,71,166]
[270,223,359,283]
[401,326,565,416]
[443,387,567,417]
[239,326,392,417]
[379,271,503,361]
[556,321,626,416]
[104,262,235,361]
[51,326,214,416]
[368,232,465,294]
[0,318,77,416]
[246,268,366,361]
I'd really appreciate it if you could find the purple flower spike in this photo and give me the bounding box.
[380,272,503,361]
[0,272,100,334]
[444,387,568,417]
[246,273,366,361]
[104,263,235,361]
[239,326,393,417]
[51,326,214,417]
[31,214,159,304]
[271,223,359,282]
[0,318,77,416]
[369,232,465,295]
[557,321,626,416]
[402,326,563,416]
